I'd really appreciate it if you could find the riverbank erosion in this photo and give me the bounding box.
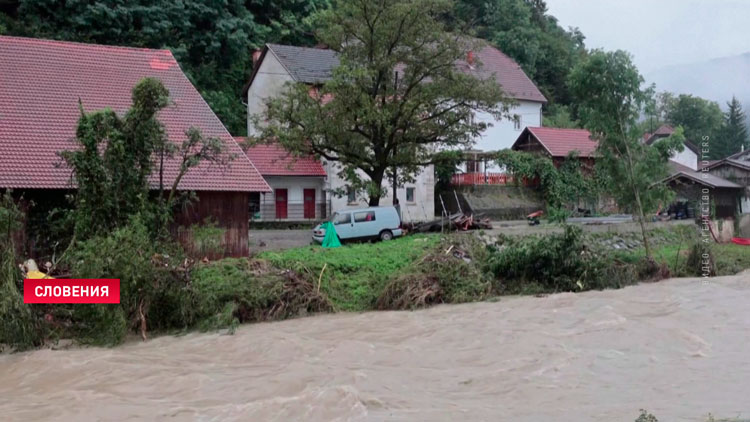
[1,272,749,421]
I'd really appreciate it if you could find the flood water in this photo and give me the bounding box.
[1,272,749,421]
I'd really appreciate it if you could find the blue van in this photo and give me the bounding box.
[313,206,403,243]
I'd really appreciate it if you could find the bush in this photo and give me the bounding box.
[66,215,189,344]
[0,243,43,351]
[0,193,43,351]
[190,258,331,330]
[377,236,491,309]
[486,225,651,294]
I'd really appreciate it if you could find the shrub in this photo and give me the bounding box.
[486,225,651,294]
[0,193,43,351]
[66,215,188,344]
[190,258,331,329]
[377,236,491,309]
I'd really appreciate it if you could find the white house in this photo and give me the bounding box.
[240,139,328,221]
[242,40,546,220]
[243,43,434,221]
[643,124,699,170]
[457,44,547,173]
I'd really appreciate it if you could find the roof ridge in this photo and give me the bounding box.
[0,35,173,55]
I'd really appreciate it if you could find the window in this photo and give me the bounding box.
[406,187,415,203]
[332,212,351,225]
[513,114,521,130]
[354,211,376,223]
[347,186,356,204]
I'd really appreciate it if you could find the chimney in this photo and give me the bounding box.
[251,49,262,69]
[467,51,475,66]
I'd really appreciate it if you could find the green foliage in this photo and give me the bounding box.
[635,410,659,422]
[61,78,169,239]
[569,50,683,257]
[0,195,43,351]
[66,216,186,344]
[716,96,749,158]
[259,0,508,205]
[663,94,724,156]
[486,226,664,294]
[377,236,491,309]
[187,220,226,258]
[190,257,332,330]
[433,150,465,191]
[262,235,441,310]
[495,150,596,211]
[542,103,580,128]
[61,78,227,240]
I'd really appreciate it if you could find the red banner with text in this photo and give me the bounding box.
[23,279,121,304]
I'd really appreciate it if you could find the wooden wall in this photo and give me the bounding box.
[173,191,250,258]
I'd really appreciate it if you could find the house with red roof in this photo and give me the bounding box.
[510,127,598,170]
[0,35,270,256]
[238,139,328,221]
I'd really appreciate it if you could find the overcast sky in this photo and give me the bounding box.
[545,0,750,74]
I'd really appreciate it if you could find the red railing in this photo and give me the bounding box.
[451,172,512,186]
[451,173,540,187]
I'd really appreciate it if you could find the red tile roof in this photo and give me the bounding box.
[458,43,547,103]
[520,127,598,158]
[0,35,270,192]
[240,139,326,177]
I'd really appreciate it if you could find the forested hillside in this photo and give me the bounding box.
[0,0,586,135]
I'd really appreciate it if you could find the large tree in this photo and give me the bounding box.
[570,50,683,258]
[257,0,508,206]
[717,96,749,158]
[663,93,724,156]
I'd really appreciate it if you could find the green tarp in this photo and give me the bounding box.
[321,221,341,248]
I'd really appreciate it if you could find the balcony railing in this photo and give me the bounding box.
[451,172,512,186]
[451,172,539,187]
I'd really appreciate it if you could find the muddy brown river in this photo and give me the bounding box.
[1,273,749,421]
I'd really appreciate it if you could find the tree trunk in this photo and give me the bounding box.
[623,143,652,258]
[368,168,386,206]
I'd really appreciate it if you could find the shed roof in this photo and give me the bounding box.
[0,35,270,192]
[239,139,327,177]
[664,160,742,189]
[513,127,598,158]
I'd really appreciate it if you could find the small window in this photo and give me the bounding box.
[354,211,376,223]
[513,114,521,130]
[332,212,351,225]
[347,186,356,203]
[406,187,415,203]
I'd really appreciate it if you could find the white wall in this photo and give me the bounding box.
[246,52,295,136]
[671,146,698,170]
[259,176,326,221]
[324,161,435,222]
[466,100,543,172]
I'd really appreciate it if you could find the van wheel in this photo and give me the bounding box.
[379,230,393,241]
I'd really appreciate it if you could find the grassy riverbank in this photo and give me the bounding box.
[3,225,749,352]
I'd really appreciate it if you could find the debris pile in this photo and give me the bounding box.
[405,213,492,233]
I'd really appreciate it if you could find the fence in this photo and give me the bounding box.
[450,172,541,187]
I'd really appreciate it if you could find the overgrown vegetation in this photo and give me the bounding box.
[495,150,599,221]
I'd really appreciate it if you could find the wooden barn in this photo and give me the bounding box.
[511,127,598,171]
[0,35,271,257]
